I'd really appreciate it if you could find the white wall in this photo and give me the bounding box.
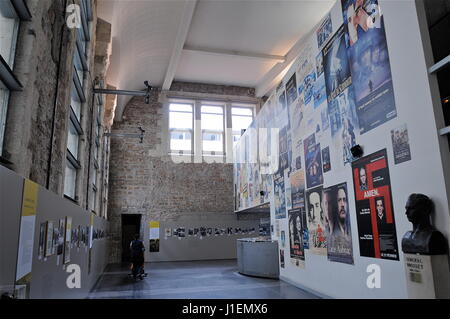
[235,0,450,298]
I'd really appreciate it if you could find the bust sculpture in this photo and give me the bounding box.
[402,193,447,255]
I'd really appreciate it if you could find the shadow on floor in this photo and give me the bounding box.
[88,259,318,299]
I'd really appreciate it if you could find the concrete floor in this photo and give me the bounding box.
[88,260,319,299]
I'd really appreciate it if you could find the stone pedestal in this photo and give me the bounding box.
[404,254,450,298]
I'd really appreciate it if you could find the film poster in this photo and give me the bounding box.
[352,149,399,260]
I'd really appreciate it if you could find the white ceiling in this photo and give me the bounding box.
[97,0,335,120]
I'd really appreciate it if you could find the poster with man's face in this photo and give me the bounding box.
[352,149,399,260]
[306,186,326,255]
[325,182,354,264]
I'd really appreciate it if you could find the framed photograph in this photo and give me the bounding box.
[64,217,72,264]
[57,218,65,256]
[45,221,54,257]
[38,222,46,259]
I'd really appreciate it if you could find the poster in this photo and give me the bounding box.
[304,134,323,188]
[306,186,327,255]
[45,221,54,257]
[38,222,46,260]
[16,180,38,283]
[288,208,306,267]
[274,171,286,219]
[322,147,331,172]
[281,230,286,248]
[165,228,172,238]
[325,182,354,264]
[391,124,411,164]
[286,73,298,107]
[323,24,352,104]
[64,217,72,264]
[290,170,305,209]
[149,221,160,252]
[280,250,285,268]
[352,149,399,260]
[56,219,65,257]
[317,13,333,49]
[342,0,397,134]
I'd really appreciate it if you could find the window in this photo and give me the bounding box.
[0,0,22,156]
[64,0,91,203]
[169,103,193,154]
[232,105,254,145]
[64,162,77,199]
[0,1,19,68]
[67,121,79,159]
[201,105,224,155]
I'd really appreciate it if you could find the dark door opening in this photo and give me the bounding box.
[121,214,142,262]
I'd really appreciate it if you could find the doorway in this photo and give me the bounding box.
[121,214,142,262]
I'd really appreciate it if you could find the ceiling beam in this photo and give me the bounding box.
[183,45,286,63]
[162,0,198,90]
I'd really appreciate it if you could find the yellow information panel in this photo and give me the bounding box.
[16,180,39,284]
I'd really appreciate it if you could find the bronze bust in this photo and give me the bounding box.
[402,194,447,255]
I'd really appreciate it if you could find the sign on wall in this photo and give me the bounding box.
[352,149,399,260]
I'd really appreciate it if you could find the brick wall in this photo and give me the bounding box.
[107,82,261,262]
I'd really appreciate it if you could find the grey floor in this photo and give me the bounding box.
[88,259,319,299]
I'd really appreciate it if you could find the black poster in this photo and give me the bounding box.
[286,73,298,107]
[352,149,399,260]
[391,124,411,164]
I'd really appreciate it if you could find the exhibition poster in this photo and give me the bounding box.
[15,179,39,283]
[45,221,54,257]
[352,149,399,260]
[149,221,160,252]
[326,182,354,264]
[304,133,323,189]
[274,171,286,219]
[317,13,333,49]
[342,0,397,134]
[288,208,306,268]
[391,124,411,164]
[286,73,298,107]
[306,186,327,255]
[64,217,72,264]
[290,170,306,209]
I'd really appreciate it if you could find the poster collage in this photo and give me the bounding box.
[233,1,411,268]
[37,217,106,265]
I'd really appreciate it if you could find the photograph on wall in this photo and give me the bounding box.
[165,228,172,238]
[304,134,323,188]
[391,124,411,164]
[299,72,316,106]
[306,186,327,255]
[351,149,399,260]
[325,182,354,264]
[317,13,333,49]
[296,39,315,107]
[45,221,54,257]
[281,230,286,248]
[278,126,289,173]
[150,239,160,252]
[288,208,306,268]
[64,217,72,264]
[286,73,298,107]
[342,0,397,134]
[284,169,292,211]
[274,171,286,219]
[313,70,327,108]
[327,86,359,166]
[278,89,287,110]
[323,24,352,105]
[280,249,285,268]
[322,146,331,173]
[56,218,65,256]
[290,170,305,210]
[38,222,46,260]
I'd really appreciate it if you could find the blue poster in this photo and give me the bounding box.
[313,73,327,108]
[304,134,323,189]
[323,25,352,104]
[342,0,397,134]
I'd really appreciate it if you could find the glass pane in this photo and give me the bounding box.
[0,83,10,155]
[0,2,19,68]
[64,162,77,199]
[202,113,224,131]
[232,107,253,116]
[169,111,192,129]
[169,103,192,112]
[203,132,223,153]
[67,122,79,159]
[232,115,253,131]
[73,51,84,83]
[202,106,223,114]
[71,84,82,120]
[170,131,192,152]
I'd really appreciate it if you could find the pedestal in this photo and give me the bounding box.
[404,254,450,299]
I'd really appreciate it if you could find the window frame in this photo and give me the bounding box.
[169,102,194,155]
[201,103,225,156]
